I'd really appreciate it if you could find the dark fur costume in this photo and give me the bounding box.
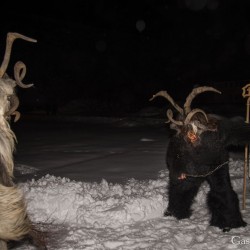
[151,87,248,232]
[166,117,248,231]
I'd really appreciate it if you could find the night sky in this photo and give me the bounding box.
[1,0,250,116]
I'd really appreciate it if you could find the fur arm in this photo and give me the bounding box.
[166,131,228,179]
[166,138,191,179]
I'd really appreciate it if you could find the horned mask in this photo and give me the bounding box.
[150,86,221,140]
[0,32,37,122]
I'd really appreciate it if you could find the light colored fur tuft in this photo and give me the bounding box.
[0,33,46,249]
[0,184,31,241]
[0,72,32,246]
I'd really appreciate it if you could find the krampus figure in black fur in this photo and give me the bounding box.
[0,33,46,249]
[150,86,248,232]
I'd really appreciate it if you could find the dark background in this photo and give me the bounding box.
[1,0,250,117]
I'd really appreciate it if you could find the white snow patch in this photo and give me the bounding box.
[15,160,250,249]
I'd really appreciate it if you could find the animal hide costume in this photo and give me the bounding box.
[0,33,46,249]
[150,86,248,232]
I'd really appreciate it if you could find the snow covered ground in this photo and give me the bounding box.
[10,115,250,249]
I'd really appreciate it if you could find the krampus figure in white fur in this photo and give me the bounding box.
[0,33,46,249]
[150,86,248,232]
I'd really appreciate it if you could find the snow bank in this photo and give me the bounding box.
[16,159,249,250]
[21,173,167,228]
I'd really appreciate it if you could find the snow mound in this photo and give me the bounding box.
[21,173,168,228]
[16,159,249,250]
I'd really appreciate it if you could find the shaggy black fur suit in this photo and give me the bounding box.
[165,117,248,232]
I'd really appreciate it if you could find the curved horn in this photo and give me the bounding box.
[0,32,37,78]
[5,95,21,122]
[184,86,221,114]
[14,61,34,88]
[184,108,208,125]
[150,90,184,115]
[12,111,21,122]
[167,109,184,126]
[5,95,20,116]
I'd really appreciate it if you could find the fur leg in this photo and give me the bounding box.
[0,240,7,250]
[166,178,203,219]
[207,166,247,231]
[0,184,31,241]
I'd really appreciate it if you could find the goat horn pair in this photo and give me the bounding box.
[166,108,208,126]
[150,85,221,126]
[0,32,37,88]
